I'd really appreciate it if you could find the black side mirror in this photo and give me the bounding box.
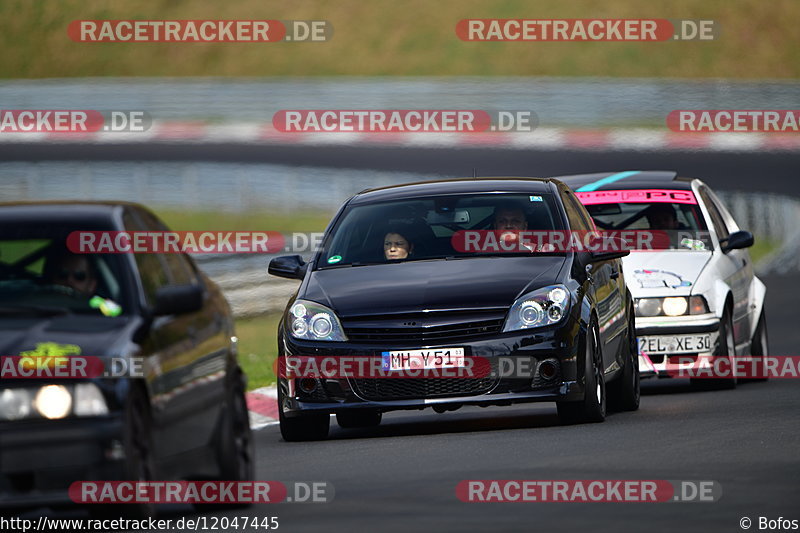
[268,255,308,280]
[589,234,630,261]
[720,230,754,252]
[153,284,203,316]
[591,249,630,261]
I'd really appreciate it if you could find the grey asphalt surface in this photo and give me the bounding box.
[8,146,800,532]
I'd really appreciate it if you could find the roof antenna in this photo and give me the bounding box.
[472,167,477,179]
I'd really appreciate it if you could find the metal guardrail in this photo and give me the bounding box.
[200,191,800,317]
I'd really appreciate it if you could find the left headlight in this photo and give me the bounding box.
[503,284,571,333]
[288,299,348,342]
[0,382,108,421]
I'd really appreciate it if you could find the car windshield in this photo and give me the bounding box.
[0,222,129,316]
[575,189,712,251]
[318,193,564,267]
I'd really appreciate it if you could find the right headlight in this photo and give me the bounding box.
[503,284,571,333]
[635,296,709,317]
[288,299,348,341]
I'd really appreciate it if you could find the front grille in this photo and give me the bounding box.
[351,358,499,400]
[344,318,504,344]
[351,376,497,401]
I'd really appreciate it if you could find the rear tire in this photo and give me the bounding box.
[278,385,330,441]
[608,311,640,412]
[557,320,606,424]
[337,410,382,429]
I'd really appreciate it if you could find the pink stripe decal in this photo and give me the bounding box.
[575,189,697,205]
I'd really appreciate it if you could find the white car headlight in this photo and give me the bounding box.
[0,388,32,421]
[34,384,72,419]
[288,299,348,341]
[662,297,688,316]
[503,284,571,332]
[74,383,109,416]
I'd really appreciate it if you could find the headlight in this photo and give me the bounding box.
[636,296,709,317]
[662,297,688,316]
[0,388,32,421]
[74,383,109,416]
[34,385,72,419]
[503,284,571,332]
[288,299,348,341]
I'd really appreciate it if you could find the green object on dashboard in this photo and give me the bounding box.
[89,296,122,317]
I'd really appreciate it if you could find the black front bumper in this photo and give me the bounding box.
[279,320,586,417]
[0,416,124,510]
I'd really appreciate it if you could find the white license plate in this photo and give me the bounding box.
[381,348,466,371]
[638,335,712,355]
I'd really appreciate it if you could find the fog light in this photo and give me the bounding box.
[538,360,558,380]
[298,378,318,394]
[34,385,72,419]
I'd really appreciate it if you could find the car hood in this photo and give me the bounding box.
[623,251,712,297]
[304,256,566,316]
[0,314,135,357]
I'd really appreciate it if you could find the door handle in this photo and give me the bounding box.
[610,268,620,280]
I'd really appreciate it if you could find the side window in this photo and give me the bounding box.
[562,190,594,231]
[699,188,730,241]
[123,210,168,305]
[136,210,199,286]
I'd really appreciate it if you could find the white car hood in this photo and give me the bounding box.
[623,251,712,297]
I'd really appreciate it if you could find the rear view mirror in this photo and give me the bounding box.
[268,255,308,280]
[153,284,203,316]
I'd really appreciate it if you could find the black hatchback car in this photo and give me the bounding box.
[0,202,252,518]
[269,178,640,441]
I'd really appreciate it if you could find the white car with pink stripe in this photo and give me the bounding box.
[560,170,767,387]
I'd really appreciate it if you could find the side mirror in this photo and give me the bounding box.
[591,249,630,261]
[589,234,630,261]
[268,255,308,280]
[153,284,203,316]
[720,230,754,252]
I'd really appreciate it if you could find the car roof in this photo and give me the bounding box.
[0,201,135,225]
[554,170,695,192]
[349,177,558,205]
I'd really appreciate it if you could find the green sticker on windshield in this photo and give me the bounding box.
[327,255,342,264]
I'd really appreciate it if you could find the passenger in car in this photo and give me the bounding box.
[645,204,686,230]
[383,231,414,260]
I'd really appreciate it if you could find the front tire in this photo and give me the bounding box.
[741,309,769,383]
[693,306,737,390]
[557,320,606,424]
